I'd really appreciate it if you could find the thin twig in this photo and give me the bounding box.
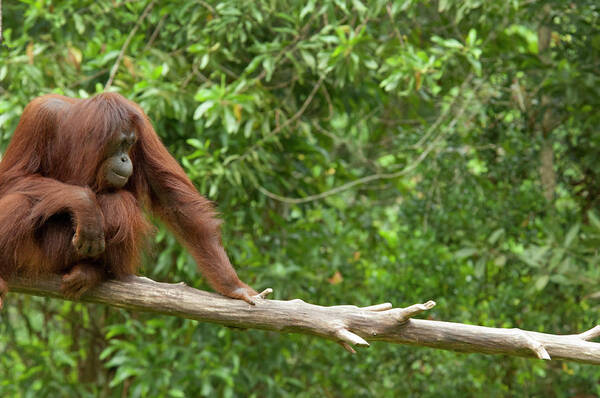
[386,3,404,45]
[269,75,325,137]
[143,13,166,52]
[196,0,216,15]
[412,74,474,149]
[236,75,325,164]
[68,68,109,88]
[257,77,482,205]
[182,62,211,88]
[253,9,322,82]
[256,134,439,204]
[320,84,333,121]
[105,0,157,90]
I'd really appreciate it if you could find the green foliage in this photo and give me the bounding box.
[1,0,599,396]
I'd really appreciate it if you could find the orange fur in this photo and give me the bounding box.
[0,93,256,303]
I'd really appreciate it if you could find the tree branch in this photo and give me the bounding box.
[104,0,156,90]
[7,275,600,364]
[254,75,482,205]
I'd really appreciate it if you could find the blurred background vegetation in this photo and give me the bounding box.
[0,0,599,396]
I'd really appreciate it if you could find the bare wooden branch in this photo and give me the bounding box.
[578,326,600,341]
[7,275,600,364]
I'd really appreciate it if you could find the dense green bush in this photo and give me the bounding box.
[1,1,599,396]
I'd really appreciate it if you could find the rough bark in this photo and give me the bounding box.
[7,275,600,364]
[537,5,558,202]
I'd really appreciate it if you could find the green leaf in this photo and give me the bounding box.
[549,274,571,285]
[564,224,580,247]
[105,355,131,368]
[487,228,504,245]
[200,54,210,69]
[193,101,214,120]
[300,0,316,19]
[474,259,486,278]
[73,13,85,34]
[588,211,600,231]
[186,138,204,149]
[534,275,549,291]
[432,36,463,49]
[549,249,564,270]
[187,43,203,53]
[109,366,142,387]
[300,50,316,70]
[466,29,477,46]
[377,154,395,167]
[168,389,186,398]
[262,57,275,81]
[520,246,549,268]
[494,255,506,267]
[223,106,238,133]
[105,325,130,339]
[455,248,478,259]
[352,0,367,13]
[364,59,378,69]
